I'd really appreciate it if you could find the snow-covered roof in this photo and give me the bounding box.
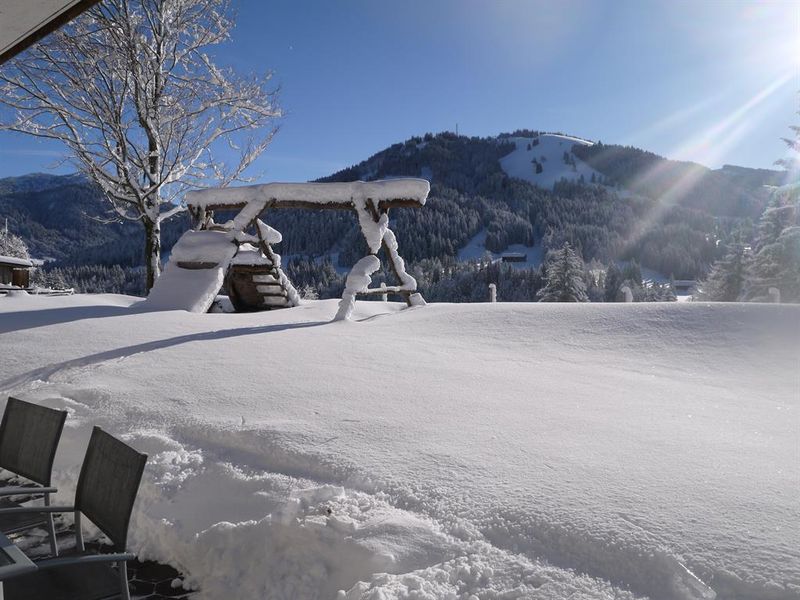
[185,179,430,211]
[0,255,33,268]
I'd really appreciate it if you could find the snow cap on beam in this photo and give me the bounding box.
[185,179,431,210]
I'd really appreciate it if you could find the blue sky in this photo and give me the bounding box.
[0,0,797,182]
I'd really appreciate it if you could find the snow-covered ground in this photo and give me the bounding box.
[500,135,603,189]
[1,294,798,600]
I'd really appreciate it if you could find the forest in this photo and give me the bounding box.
[0,130,789,302]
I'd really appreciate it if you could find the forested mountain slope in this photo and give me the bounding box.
[0,131,782,295]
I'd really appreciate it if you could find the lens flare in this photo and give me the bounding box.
[617,71,795,256]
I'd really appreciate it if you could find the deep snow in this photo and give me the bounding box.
[0,294,798,599]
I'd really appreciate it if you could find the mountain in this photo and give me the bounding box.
[0,174,187,265]
[0,131,784,296]
[306,131,778,277]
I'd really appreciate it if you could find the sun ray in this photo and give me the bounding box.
[616,70,796,259]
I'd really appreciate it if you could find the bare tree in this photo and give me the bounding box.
[0,0,280,290]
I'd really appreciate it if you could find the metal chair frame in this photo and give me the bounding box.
[0,397,67,557]
[0,426,147,600]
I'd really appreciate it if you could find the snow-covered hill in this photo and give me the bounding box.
[1,295,798,599]
[499,134,605,189]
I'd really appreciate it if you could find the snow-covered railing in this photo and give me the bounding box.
[184,179,430,319]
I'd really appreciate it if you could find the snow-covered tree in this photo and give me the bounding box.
[0,224,29,259]
[740,114,800,303]
[775,111,799,176]
[603,262,623,301]
[698,244,748,301]
[0,0,280,290]
[741,189,800,302]
[31,267,69,291]
[537,242,588,302]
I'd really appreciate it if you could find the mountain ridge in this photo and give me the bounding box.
[0,130,786,295]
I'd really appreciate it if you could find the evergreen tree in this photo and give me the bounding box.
[739,112,800,303]
[659,281,677,302]
[622,260,643,288]
[698,244,747,301]
[31,267,68,290]
[0,225,29,259]
[536,242,588,302]
[742,175,800,302]
[603,262,623,301]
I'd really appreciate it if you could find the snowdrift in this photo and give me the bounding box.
[0,295,798,599]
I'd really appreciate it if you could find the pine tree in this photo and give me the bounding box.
[0,225,29,259]
[698,244,747,301]
[536,242,588,302]
[741,189,800,302]
[741,115,800,302]
[603,262,623,301]
[659,281,677,302]
[622,260,643,288]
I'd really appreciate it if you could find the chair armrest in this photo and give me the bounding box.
[0,486,57,497]
[0,505,73,516]
[35,552,136,570]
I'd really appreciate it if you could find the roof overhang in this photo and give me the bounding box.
[0,255,34,268]
[0,0,101,65]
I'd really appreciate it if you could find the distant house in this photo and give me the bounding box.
[673,280,697,294]
[501,253,527,263]
[0,255,33,288]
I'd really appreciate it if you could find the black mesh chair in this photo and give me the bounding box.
[0,397,67,556]
[0,426,147,600]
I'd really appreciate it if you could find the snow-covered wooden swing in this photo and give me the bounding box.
[144,179,430,320]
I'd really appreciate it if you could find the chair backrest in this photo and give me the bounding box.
[0,397,67,486]
[75,427,147,551]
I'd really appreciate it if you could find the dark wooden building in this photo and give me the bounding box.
[0,255,33,288]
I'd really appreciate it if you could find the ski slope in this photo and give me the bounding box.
[500,134,604,189]
[0,294,798,599]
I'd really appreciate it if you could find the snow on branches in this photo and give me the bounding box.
[0,0,280,290]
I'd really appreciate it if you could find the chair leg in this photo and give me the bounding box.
[74,511,85,552]
[44,493,58,556]
[118,561,131,600]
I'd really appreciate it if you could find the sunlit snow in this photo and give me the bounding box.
[0,294,797,599]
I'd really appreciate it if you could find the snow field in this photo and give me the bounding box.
[0,294,798,599]
[499,135,603,189]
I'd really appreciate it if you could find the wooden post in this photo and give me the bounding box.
[189,205,208,230]
[489,283,497,303]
